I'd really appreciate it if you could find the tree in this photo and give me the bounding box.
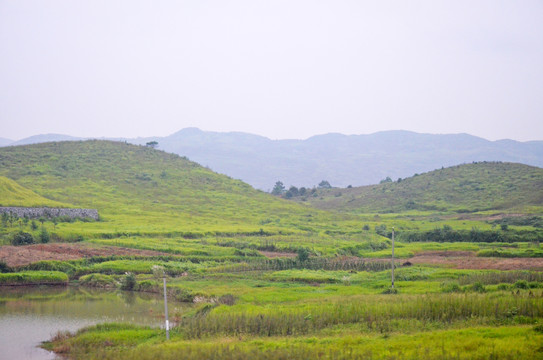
[39,227,50,243]
[285,186,299,198]
[318,180,331,189]
[271,181,285,195]
[380,177,393,184]
[121,272,137,290]
[146,141,158,148]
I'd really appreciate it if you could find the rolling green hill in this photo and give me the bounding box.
[0,141,351,236]
[291,162,543,214]
[0,176,69,208]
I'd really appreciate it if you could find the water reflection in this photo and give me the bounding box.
[0,286,191,360]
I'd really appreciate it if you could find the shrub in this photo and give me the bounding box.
[382,287,398,294]
[10,231,34,246]
[79,273,117,288]
[296,248,310,262]
[441,282,461,293]
[514,280,529,289]
[0,260,11,273]
[39,228,50,243]
[471,282,486,293]
[497,283,510,290]
[120,272,136,290]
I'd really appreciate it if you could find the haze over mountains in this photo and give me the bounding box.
[3,128,542,190]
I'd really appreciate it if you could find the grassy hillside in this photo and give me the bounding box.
[0,140,354,236]
[291,162,543,213]
[0,176,69,207]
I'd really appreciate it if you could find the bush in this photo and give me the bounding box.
[79,273,118,288]
[0,260,11,273]
[296,248,310,262]
[441,282,461,293]
[39,228,50,244]
[120,272,136,290]
[382,287,399,294]
[497,284,510,291]
[10,231,35,246]
[514,280,529,289]
[471,282,486,293]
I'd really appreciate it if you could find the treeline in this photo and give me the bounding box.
[271,180,332,198]
[399,225,542,243]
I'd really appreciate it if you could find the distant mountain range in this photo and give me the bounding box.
[2,128,542,190]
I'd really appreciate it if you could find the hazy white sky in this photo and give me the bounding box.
[1,1,542,141]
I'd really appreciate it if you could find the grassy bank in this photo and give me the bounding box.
[0,271,68,285]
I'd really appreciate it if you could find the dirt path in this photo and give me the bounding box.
[0,243,173,268]
[408,250,543,271]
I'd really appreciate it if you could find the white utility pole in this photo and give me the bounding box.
[391,227,395,288]
[163,276,170,340]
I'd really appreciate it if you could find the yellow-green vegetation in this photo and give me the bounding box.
[0,141,360,237]
[0,141,542,359]
[41,262,543,358]
[0,176,69,207]
[294,162,543,213]
[0,271,68,285]
[54,326,543,360]
[45,287,543,360]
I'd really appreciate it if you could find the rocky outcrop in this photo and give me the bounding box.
[0,207,98,220]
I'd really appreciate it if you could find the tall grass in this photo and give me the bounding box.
[176,292,543,338]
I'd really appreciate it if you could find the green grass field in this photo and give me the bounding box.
[1,141,542,359]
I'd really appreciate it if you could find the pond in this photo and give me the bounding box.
[0,286,190,360]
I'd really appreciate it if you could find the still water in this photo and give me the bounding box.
[0,286,188,360]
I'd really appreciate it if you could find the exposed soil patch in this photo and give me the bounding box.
[0,243,173,268]
[259,250,297,258]
[409,251,543,271]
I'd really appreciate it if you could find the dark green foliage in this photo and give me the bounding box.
[120,272,136,290]
[296,248,310,262]
[380,176,393,184]
[514,280,529,289]
[471,282,486,293]
[318,180,332,189]
[271,181,285,195]
[441,282,461,293]
[39,227,50,243]
[382,287,399,294]
[0,260,11,273]
[31,220,38,230]
[10,231,34,245]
